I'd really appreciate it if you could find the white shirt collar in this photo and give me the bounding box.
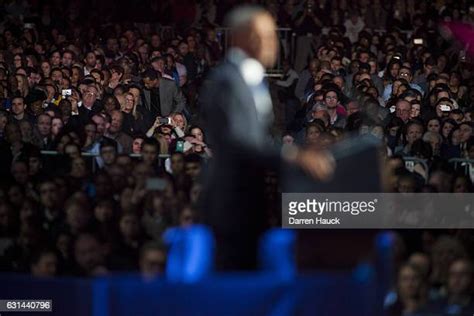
[227,48,265,86]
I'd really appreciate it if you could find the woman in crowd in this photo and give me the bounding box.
[385,263,428,316]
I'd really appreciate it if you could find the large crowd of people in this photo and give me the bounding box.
[0,0,474,315]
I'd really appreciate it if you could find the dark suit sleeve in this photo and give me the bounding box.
[172,85,186,113]
[201,78,281,169]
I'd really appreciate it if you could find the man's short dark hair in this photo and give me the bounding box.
[142,137,160,151]
[139,241,166,260]
[109,64,124,75]
[12,96,25,103]
[400,89,422,100]
[184,153,202,164]
[141,68,159,81]
[100,138,118,152]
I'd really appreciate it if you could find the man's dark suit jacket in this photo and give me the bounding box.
[199,56,281,270]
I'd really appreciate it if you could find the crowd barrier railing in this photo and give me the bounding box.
[449,158,474,177]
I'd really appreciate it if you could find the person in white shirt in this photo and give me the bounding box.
[344,11,365,44]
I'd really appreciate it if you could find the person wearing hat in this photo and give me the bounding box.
[25,88,48,122]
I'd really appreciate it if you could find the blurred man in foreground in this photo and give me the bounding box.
[200,6,335,270]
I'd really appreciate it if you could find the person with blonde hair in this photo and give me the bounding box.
[121,92,150,135]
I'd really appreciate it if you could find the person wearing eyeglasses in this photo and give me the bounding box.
[323,87,346,128]
[383,66,424,101]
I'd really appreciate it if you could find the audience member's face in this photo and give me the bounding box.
[8,185,24,207]
[56,233,71,258]
[140,249,165,277]
[51,69,63,84]
[41,62,51,77]
[57,135,71,153]
[83,87,98,107]
[51,118,63,136]
[185,162,201,180]
[37,115,52,137]
[459,124,472,142]
[109,112,123,133]
[172,114,185,130]
[65,144,81,159]
[152,59,165,73]
[132,138,144,154]
[357,51,368,63]
[128,88,140,105]
[451,129,461,145]
[71,158,87,177]
[50,52,61,66]
[66,202,90,231]
[92,115,107,136]
[427,136,440,155]
[390,63,400,78]
[427,119,440,133]
[39,182,58,209]
[312,110,329,126]
[95,204,113,222]
[104,97,118,114]
[84,123,97,142]
[0,204,10,229]
[143,77,157,90]
[119,214,139,239]
[142,144,158,166]
[28,156,42,175]
[178,42,189,56]
[11,98,25,116]
[133,163,153,189]
[306,126,321,145]
[406,124,423,144]
[442,122,454,139]
[324,91,338,108]
[408,253,431,278]
[396,100,411,122]
[124,94,134,113]
[171,154,184,175]
[453,177,469,193]
[19,200,35,223]
[347,102,359,116]
[74,235,103,274]
[398,266,422,299]
[448,260,472,296]
[151,34,161,48]
[11,162,28,185]
[190,128,204,142]
[100,146,116,166]
[116,156,133,175]
[62,52,73,67]
[31,253,57,278]
[410,104,420,118]
[71,68,83,85]
[180,207,194,227]
[449,112,463,124]
[398,177,416,193]
[0,115,7,132]
[5,124,22,143]
[85,52,97,68]
[429,171,451,192]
